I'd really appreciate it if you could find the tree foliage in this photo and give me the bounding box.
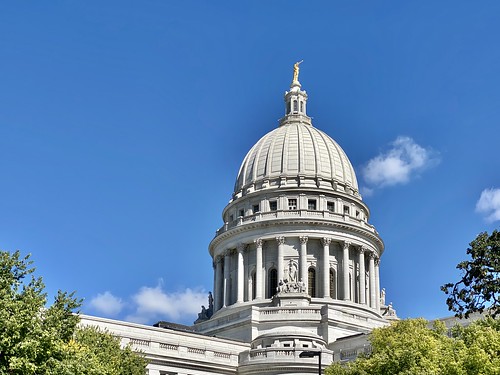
[441,230,500,318]
[326,318,500,375]
[52,326,148,375]
[0,250,147,374]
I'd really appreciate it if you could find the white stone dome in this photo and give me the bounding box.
[234,121,359,196]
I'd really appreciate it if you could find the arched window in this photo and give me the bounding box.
[268,269,277,298]
[329,269,336,299]
[308,268,316,297]
[251,271,256,300]
[293,100,298,112]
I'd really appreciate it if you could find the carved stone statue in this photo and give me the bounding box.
[293,60,303,83]
[208,291,214,310]
[380,288,386,305]
[288,261,298,282]
[299,278,306,293]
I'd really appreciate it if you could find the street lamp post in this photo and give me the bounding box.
[299,350,322,375]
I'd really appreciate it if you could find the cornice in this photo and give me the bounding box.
[209,217,384,256]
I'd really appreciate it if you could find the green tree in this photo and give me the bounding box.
[325,318,500,375]
[52,326,147,375]
[0,250,147,374]
[441,230,500,318]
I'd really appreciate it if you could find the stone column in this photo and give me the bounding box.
[358,247,366,305]
[214,256,223,311]
[321,237,331,298]
[236,244,245,303]
[343,241,350,301]
[299,236,308,290]
[276,236,285,281]
[254,238,263,299]
[375,257,381,312]
[223,250,231,307]
[368,252,376,308]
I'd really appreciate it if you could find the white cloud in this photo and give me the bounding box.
[126,283,207,324]
[476,188,500,222]
[89,291,124,316]
[362,136,439,190]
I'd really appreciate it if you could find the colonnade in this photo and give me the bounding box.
[212,236,380,313]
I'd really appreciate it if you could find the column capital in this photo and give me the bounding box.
[237,243,246,253]
[276,236,285,245]
[299,236,309,245]
[343,241,351,250]
[254,238,263,247]
[368,251,377,260]
[321,237,332,246]
[375,257,380,266]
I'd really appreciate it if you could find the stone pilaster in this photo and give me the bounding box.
[343,241,351,301]
[236,244,246,303]
[299,236,308,291]
[276,236,285,281]
[358,247,366,305]
[254,238,263,300]
[214,256,223,311]
[321,237,331,298]
[223,250,231,307]
[368,251,376,308]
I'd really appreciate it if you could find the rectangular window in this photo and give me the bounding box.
[356,210,360,218]
[229,214,234,222]
[239,209,244,217]
[343,205,350,215]
[327,202,335,212]
[288,199,297,210]
[269,201,278,211]
[253,204,260,213]
[308,199,317,210]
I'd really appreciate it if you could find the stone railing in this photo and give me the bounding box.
[259,307,321,321]
[122,337,241,365]
[215,210,375,237]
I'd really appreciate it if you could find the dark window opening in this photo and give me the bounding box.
[343,205,350,215]
[253,204,260,213]
[251,272,256,300]
[268,269,278,298]
[308,199,317,210]
[308,268,316,297]
[293,100,298,112]
[239,209,244,217]
[330,269,336,299]
[327,202,335,212]
[269,201,278,211]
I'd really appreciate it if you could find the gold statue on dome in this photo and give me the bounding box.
[293,60,303,83]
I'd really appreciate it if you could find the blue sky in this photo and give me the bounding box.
[1,1,499,325]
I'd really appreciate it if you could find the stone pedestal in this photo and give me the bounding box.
[272,292,311,307]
